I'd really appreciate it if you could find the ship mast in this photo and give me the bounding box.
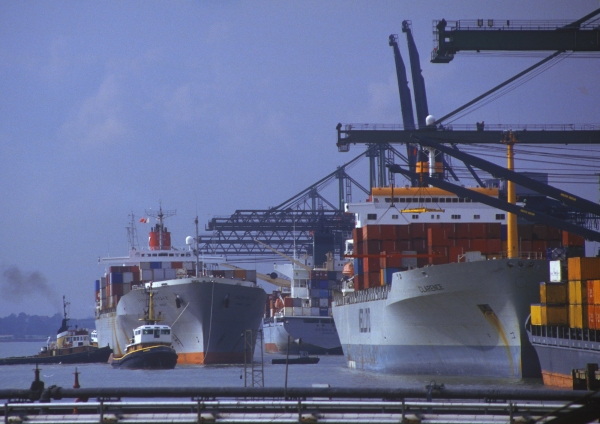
[146,203,176,250]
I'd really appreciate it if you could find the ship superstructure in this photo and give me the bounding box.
[95,207,267,364]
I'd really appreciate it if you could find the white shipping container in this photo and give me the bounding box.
[153,269,165,280]
[123,282,131,295]
[284,307,293,316]
[162,262,171,269]
[142,269,153,281]
[319,298,329,308]
[140,262,151,270]
[311,307,320,316]
[100,276,107,289]
[293,307,302,316]
[302,307,311,316]
[165,268,177,279]
[123,272,133,283]
[183,262,194,270]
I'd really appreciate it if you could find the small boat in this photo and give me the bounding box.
[110,285,178,369]
[272,351,320,365]
[0,296,112,366]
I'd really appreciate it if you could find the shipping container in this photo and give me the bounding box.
[311,307,320,316]
[396,225,411,240]
[364,257,380,273]
[563,231,585,247]
[530,304,543,326]
[539,282,567,304]
[532,224,549,240]
[518,224,533,241]
[589,280,600,305]
[284,297,294,307]
[95,280,100,291]
[380,224,397,241]
[319,307,329,317]
[165,268,177,279]
[362,225,382,241]
[292,297,302,307]
[293,307,302,316]
[568,280,587,304]
[410,223,426,239]
[123,272,133,283]
[486,223,502,239]
[568,257,600,281]
[319,298,328,308]
[543,304,568,326]
[588,304,597,330]
[569,304,588,329]
[284,307,293,316]
[153,269,165,280]
[110,272,123,284]
[486,238,502,254]
[142,269,153,281]
[150,262,162,269]
[532,240,547,254]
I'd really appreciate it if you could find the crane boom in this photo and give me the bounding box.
[414,136,600,217]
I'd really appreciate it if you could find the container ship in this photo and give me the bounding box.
[330,185,577,378]
[263,251,344,355]
[527,257,600,387]
[95,207,267,364]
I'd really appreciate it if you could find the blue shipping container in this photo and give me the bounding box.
[110,272,124,284]
[319,280,328,289]
[150,262,162,269]
[94,280,100,291]
[319,307,329,317]
[319,289,329,298]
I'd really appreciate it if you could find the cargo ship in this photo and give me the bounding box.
[526,257,600,387]
[263,252,344,355]
[95,207,267,364]
[329,184,582,378]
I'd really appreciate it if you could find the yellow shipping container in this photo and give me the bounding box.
[568,280,587,304]
[568,257,600,281]
[539,282,567,304]
[568,304,589,329]
[530,304,543,326]
[543,304,568,326]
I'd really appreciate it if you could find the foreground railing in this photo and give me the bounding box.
[2,386,600,423]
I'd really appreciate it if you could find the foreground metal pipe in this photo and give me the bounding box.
[2,386,599,402]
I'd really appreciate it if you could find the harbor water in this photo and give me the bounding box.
[0,341,549,392]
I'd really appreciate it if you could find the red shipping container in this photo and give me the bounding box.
[518,225,534,240]
[486,223,502,239]
[284,297,294,307]
[521,240,532,252]
[455,223,470,239]
[365,240,381,254]
[430,246,449,265]
[487,238,502,254]
[353,227,363,243]
[363,225,381,241]
[381,240,396,253]
[449,246,464,263]
[469,223,487,239]
[410,223,426,239]
[412,238,427,253]
[428,227,451,247]
[397,240,412,251]
[547,226,561,241]
[532,240,547,254]
[532,224,549,240]
[455,238,471,251]
[380,252,402,269]
[442,223,457,239]
[588,304,597,330]
[589,280,600,305]
[368,272,381,287]
[364,257,380,273]
[380,225,397,241]
[471,239,487,253]
[563,231,585,247]
[396,225,411,240]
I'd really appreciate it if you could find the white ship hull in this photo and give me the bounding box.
[96,277,266,364]
[332,258,548,378]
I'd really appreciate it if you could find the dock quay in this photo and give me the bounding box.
[2,386,600,423]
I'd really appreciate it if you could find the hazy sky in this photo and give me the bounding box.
[1,1,599,318]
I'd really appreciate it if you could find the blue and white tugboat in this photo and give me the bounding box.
[110,285,178,369]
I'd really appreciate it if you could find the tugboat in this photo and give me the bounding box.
[0,296,112,366]
[110,284,178,369]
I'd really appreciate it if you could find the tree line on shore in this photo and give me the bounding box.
[0,313,95,339]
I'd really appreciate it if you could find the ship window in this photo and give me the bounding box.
[452,198,458,203]
[431,198,438,202]
[451,214,461,219]
[424,198,431,203]
[161,329,170,335]
[412,215,419,219]
[436,215,441,219]
[474,215,481,219]
[496,214,506,220]
[154,330,160,338]
[367,214,377,220]
[458,198,465,203]
[431,215,434,219]
[143,329,153,335]
[385,198,390,203]
[392,215,398,219]
[400,198,407,202]
[439,198,445,203]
